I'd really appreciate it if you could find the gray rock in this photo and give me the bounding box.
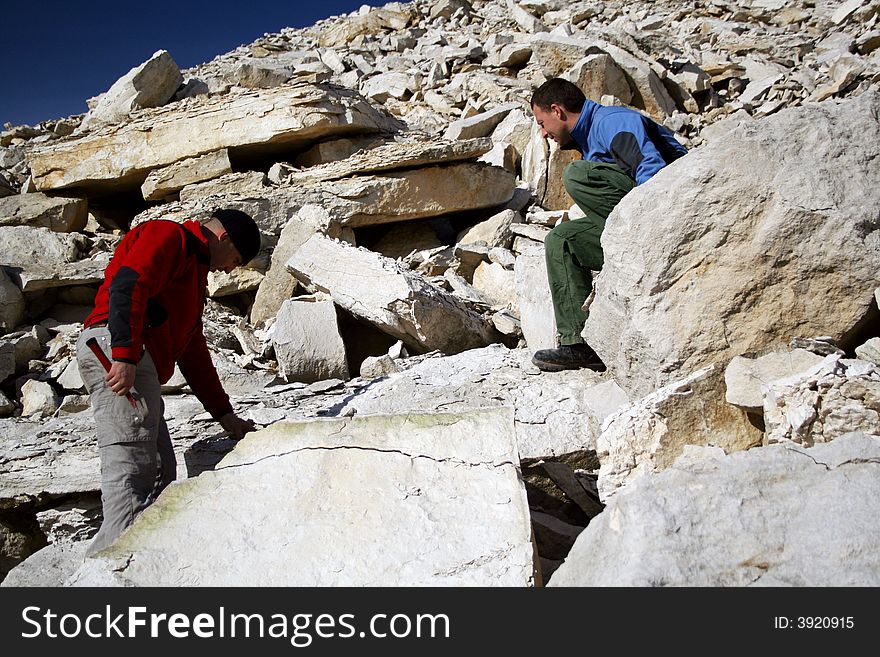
[597,366,763,500]
[514,242,557,350]
[550,433,880,586]
[0,268,24,333]
[21,380,58,418]
[68,408,535,586]
[336,345,609,460]
[763,355,880,446]
[0,390,14,417]
[724,349,826,412]
[287,235,500,354]
[273,295,349,383]
[140,149,232,201]
[80,50,183,131]
[0,193,88,232]
[584,91,880,398]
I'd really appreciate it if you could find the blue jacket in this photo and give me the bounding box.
[570,100,687,185]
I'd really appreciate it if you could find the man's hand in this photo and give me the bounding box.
[219,412,257,440]
[106,361,136,396]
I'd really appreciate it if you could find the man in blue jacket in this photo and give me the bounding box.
[530,78,687,371]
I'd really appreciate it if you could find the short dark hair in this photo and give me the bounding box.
[531,78,586,114]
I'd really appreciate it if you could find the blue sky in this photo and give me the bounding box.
[1,0,400,127]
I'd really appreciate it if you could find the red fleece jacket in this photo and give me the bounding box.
[84,219,233,419]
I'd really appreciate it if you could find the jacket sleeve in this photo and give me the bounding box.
[600,114,672,186]
[176,325,234,420]
[108,223,186,363]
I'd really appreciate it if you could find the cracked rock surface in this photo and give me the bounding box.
[550,432,880,586]
[66,407,535,586]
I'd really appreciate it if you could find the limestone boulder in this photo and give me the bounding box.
[251,206,329,326]
[563,53,633,104]
[0,226,84,269]
[30,82,402,195]
[79,50,182,131]
[295,135,383,167]
[472,261,517,309]
[21,380,59,418]
[68,408,535,586]
[457,209,521,249]
[0,269,24,333]
[724,348,826,412]
[514,242,557,350]
[140,149,232,201]
[317,6,413,47]
[273,295,349,383]
[584,91,880,398]
[287,235,500,354]
[206,267,264,297]
[337,345,609,460]
[529,33,676,118]
[313,162,516,228]
[550,433,880,586]
[282,137,494,186]
[597,366,763,500]
[12,255,110,293]
[0,193,88,232]
[443,103,521,141]
[763,355,880,446]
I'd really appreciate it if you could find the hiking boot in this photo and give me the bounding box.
[531,343,606,372]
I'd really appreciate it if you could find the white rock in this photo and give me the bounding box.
[0,193,88,232]
[287,235,499,354]
[79,50,182,131]
[443,103,520,140]
[31,83,400,195]
[855,338,880,364]
[273,295,349,383]
[140,149,232,201]
[457,209,521,249]
[472,261,518,309]
[68,408,535,586]
[21,380,59,418]
[514,242,557,350]
[763,356,880,446]
[550,433,880,586]
[724,349,826,412]
[597,366,763,500]
[584,91,880,398]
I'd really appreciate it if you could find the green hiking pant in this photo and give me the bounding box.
[545,160,635,344]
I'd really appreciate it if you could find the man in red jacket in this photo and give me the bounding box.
[76,208,262,555]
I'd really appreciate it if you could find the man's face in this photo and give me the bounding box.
[533,103,572,147]
[209,235,243,273]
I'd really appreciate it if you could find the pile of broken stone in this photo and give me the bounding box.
[1,0,879,586]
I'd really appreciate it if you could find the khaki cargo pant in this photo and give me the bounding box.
[76,326,176,556]
[544,160,635,344]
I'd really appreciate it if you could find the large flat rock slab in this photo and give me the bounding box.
[550,432,880,586]
[336,345,613,460]
[29,82,402,195]
[68,408,536,586]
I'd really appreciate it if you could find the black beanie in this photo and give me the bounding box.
[213,208,261,265]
